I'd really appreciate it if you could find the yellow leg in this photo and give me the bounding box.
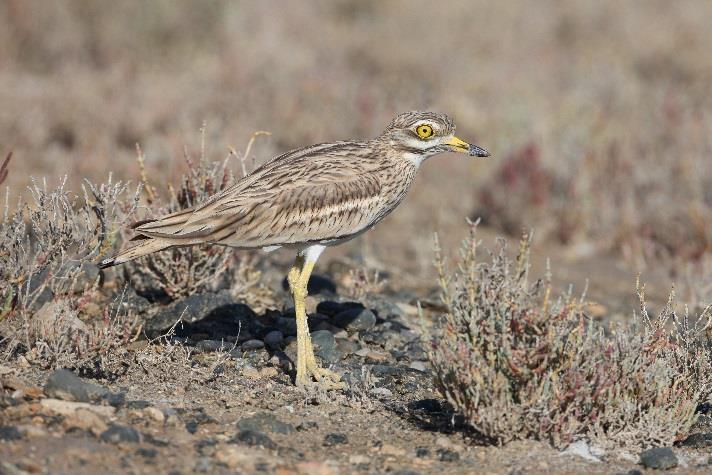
[288,254,345,390]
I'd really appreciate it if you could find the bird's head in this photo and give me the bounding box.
[380,111,490,165]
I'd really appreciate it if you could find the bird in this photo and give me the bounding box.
[99,111,490,390]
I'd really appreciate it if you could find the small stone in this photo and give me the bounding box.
[332,308,376,332]
[316,301,364,317]
[234,430,276,449]
[100,424,141,444]
[415,447,429,458]
[215,445,251,469]
[311,330,341,363]
[437,449,460,462]
[349,454,370,465]
[409,361,428,372]
[264,330,284,350]
[40,398,116,418]
[195,340,228,352]
[241,365,260,379]
[0,426,22,441]
[640,447,677,470]
[260,367,278,378]
[370,387,393,398]
[63,408,108,436]
[137,448,158,458]
[44,369,109,403]
[296,421,319,431]
[241,339,265,351]
[679,432,712,448]
[144,407,165,423]
[237,412,295,435]
[381,443,406,456]
[323,433,348,446]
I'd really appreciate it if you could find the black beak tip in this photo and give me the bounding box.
[468,144,491,157]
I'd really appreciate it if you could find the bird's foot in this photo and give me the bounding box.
[296,364,346,391]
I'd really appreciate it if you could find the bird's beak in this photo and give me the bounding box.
[444,136,491,157]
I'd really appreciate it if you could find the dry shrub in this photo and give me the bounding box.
[428,222,712,449]
[0,175,140,374]
[120,130,273,308]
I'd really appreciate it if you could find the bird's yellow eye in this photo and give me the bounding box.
[416,124,433,139]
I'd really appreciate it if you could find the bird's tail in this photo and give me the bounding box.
[98,237,171,269]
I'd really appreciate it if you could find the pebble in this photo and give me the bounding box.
[63,408,108,436]
[100,424,141,444]
[415,447,429,458]
[370,387,393,398]
[214,445,252,469]
[40,398,116,418]
[242,339,265,351]
[349,454,370,465]
[0,426,22,441]
[332,308,376,332]
[44,369,109,403]
[323,433,348,446]
[263,330,284,350]
[316,301,364,317]
[195,340,229,352]
[679,432,712,448]
[380,443,406,456]
[310,330,341,363]
[639,447,678,470]
[234,430,276,449]
[241,365,261,379]
[409,361,428,372]
[237,412,294,435]
[437,449,460,462]
[144,407,165,423]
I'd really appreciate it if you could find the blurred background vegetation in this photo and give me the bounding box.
[1,0,710,312]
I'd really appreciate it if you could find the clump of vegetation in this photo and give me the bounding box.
[120,130,274,309]
[0,131,273,371]
[0,173,140,373]
[428,222,712,449]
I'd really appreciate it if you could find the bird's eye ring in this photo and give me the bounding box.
[416,124,433,139]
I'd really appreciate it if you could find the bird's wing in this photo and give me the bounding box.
[136,142,389,247]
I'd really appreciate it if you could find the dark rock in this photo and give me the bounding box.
[415,447,429,458]
[117,287,151,314]
[323,433,348,446]
[0,396,19,408]
[409,399,444,413]
[137,447,158,458]
[195,340,229,353]
[126,400,152,409]
[311,330,341,363]
[365,295,405,320]
[44,369,109,402]
[336,339,359,356]
[263,330,284,350]
[332,308,376,332]
[234,430,276,449]
[296,421,318,431]
[0,426,22,441]
[640,447,678,470]
[184,408,216,434]
[679,432,712,448]
[241,339,265,351]
[625,470,644,475]
[146,290,248,334]
[697,403,712,414]
[316,300,364,317]
[237,412,294,435]
[276,316,298,336]
[283,275,336,295]
[100,424,141,444]
[437,449,460,462]
[392,471,420,475]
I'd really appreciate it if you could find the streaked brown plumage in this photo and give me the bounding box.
[100,111,490,389]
